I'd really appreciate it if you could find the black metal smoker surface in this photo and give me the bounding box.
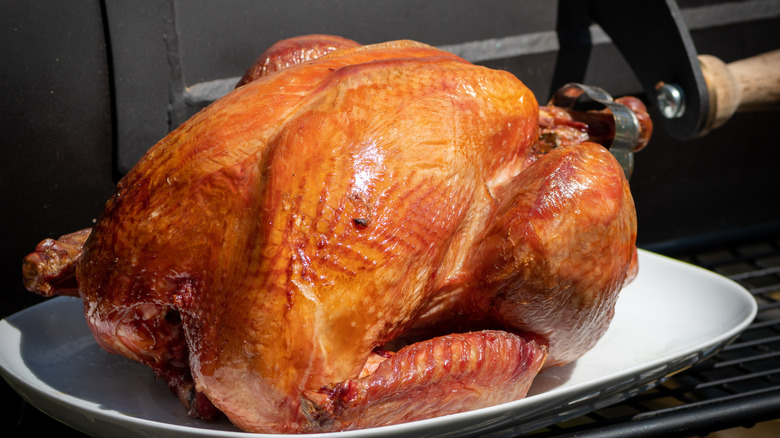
[2,1,779,436]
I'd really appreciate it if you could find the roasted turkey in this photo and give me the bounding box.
[23,35,649,433]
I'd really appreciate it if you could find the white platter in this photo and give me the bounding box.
[0,250,757,438]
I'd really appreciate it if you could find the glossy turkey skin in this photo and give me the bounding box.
[235,34,361,87]
[25,39,638,433]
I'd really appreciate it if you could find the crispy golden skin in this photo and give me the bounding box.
[24,37,639,433]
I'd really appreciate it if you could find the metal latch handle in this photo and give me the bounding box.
[549,82,639,179]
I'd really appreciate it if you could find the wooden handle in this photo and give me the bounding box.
[698,49,780,131]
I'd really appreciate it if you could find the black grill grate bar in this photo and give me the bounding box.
[691,245,780,272]
[518,388,780,438]
[629,385,780,421]
[624,366,780,405]
[686,350,780,372]
[692,368,780,390]
[728,266,780,281]
[722,334,780,351]
[748,284,780,295]
[692,253,763,271]
[743,319,780,331]
[758,302,780,312]
[627,385,701,405]
[706,350,780,369]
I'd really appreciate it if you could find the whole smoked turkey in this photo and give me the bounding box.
[23,36,647,433]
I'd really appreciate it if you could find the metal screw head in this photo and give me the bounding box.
[656,82,686,119]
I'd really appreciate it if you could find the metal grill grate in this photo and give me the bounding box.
[519,235,780,437]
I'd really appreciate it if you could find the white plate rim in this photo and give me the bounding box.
[0,249,758,437]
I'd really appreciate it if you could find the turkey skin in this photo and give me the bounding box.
[23,37,641,433]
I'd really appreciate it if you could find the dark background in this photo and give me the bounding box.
[2,1,779,436]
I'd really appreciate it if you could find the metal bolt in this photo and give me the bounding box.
[656,82,686,119]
